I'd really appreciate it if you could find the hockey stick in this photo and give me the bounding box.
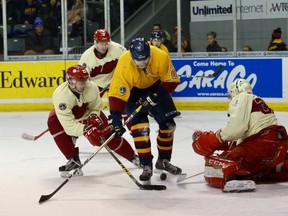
[22,128,49,141]
[105,146,166,191]
[176,171,204,183]
[38,105,143,204]
[179,65,223,78]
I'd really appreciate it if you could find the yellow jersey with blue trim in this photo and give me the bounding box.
[108,45,179,102]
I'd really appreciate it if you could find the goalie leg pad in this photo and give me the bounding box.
[192,130,228,156]
[204,155,251,189]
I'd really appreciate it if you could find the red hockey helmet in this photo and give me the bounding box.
[93,29,110,42]
[66,65,89,82]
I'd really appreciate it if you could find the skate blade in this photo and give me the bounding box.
[60,169,83,178]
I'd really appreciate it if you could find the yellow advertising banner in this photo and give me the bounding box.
[0,61,78,111]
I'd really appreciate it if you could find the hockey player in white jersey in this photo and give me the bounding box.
[79,29,126,96]
[47,65,140,178]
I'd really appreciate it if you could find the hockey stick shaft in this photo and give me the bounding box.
[105,146,166,191]
[179,65,223,78]
[176,171,204,183]
[38,105,143,204]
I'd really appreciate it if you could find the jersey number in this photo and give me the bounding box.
[252,98,273,114]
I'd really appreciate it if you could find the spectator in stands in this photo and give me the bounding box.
[19,0,40,25]
[24,17,55,55]
[152,23,161,32]
[268,27,288,51]
[5,0,20,28]
[67,0,86,24]
[243,45,253,51]
[69,14,84,45]
[46,0,62,27]
[206,31,222,52]
[39,6,59,37]
[172,26,192,52]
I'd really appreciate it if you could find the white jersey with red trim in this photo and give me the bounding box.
[52,80,104,137]
[220,92,278,142]
[79,41,126,88]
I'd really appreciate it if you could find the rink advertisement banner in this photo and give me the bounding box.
[0,61,76,99]
[172,58,282,98]
[190,0,288,21]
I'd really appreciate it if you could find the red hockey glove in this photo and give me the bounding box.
[192,130,228,156]
[83,124,105,146]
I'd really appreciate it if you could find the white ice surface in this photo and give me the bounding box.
[1,110,288,216]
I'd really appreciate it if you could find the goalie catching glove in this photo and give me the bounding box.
[138,92,159,111]
[192,130,228,156]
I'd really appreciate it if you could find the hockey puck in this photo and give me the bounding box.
[160,172,167,181]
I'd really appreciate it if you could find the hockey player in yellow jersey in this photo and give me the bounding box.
[148,31,169,55]
[108,37,182,182]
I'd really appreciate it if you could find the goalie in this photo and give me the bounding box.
[192,78,288,192]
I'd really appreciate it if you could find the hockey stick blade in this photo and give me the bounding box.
[105,146,167,191]
[177,172,204,183]
[141,184,167,190]
[22,129,49,141]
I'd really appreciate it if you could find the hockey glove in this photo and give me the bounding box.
[83,124,105,146]
[138,92,159,111]
[108,111,126,138]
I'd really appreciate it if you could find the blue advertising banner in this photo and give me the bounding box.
[172,58,282,98]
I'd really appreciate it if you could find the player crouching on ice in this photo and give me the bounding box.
[47,65,140,178]
[192,78,288,192]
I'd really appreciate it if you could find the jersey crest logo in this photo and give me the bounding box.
[170,68,177,79]
[119,86,126,95]
[59,103,67,110]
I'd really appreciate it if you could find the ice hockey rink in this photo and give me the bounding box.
[1,110,288,216]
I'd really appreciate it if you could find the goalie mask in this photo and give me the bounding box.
[228,78,252,99]
[94,29,110,54]
[66,65,90,93]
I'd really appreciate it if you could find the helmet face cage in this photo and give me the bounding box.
[129,37,150,61]
[228,78,252,99]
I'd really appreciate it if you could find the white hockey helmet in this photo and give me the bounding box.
[228,78,252,99]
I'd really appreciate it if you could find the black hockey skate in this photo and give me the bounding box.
[155,158,182,175]
[59,155,83,178]
[139,164,153,184]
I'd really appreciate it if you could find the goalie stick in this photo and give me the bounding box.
[176,171,204,183]
[38,105,143,204]
[179,65,223,78]
[105,146,166,191]
[22,84,111,142]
